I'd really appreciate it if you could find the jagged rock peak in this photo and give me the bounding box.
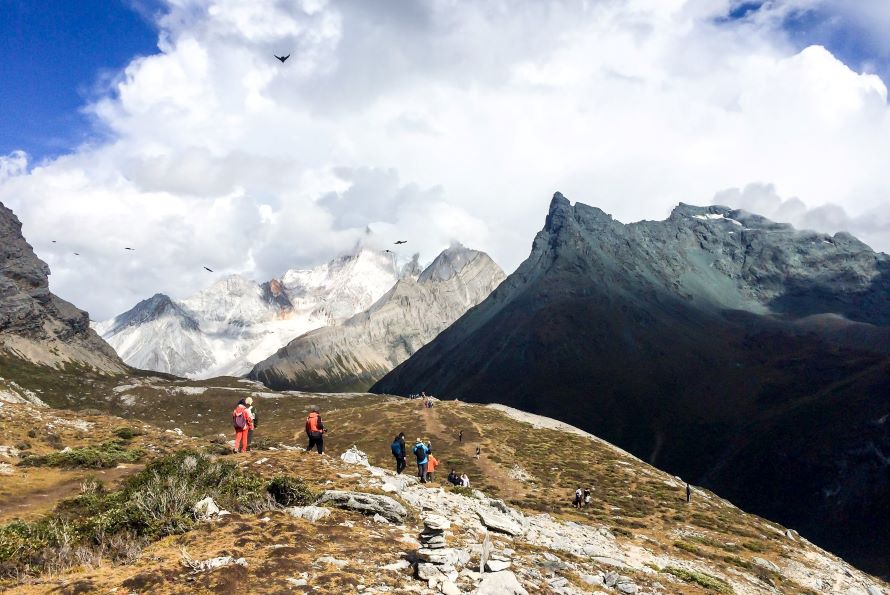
[418,242,495,283]
[108,293,199,334]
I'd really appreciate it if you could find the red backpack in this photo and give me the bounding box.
[233,406,247,430]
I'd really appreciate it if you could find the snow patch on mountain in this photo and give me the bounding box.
[97,248,400,378]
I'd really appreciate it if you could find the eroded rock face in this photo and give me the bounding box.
[0,202,124,371]
[316,490,408,523]
[373,192,890,577]
[249,243,505,392]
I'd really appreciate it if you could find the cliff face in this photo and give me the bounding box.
[372,193,890,577]
[0,202,124,372]
[249,245,505,392]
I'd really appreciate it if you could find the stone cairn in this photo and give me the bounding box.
[415,513,468,590]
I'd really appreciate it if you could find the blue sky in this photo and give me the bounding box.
[0,0,159,160]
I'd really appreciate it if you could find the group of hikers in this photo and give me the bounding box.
[232,400,326,454]
[573,486,593,508]
[390,432,470,486]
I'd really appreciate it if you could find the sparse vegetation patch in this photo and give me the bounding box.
[19,441,143,469]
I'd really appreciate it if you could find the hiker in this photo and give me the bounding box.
[232,398,253,454]
[427,453,439,482]
[686,483,692,503]
[305,406,326,454]
[460,473,470,487]
[448,469,460,485]
[583,488,592,508]
[475,446,481,459]
[458,430,463,443]
[413,438,430,483]
[391,432,407,474]
[573,487,583,508]
[245,397,257,452]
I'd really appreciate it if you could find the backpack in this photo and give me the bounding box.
[391,440,402,457]
[233,407,247,430]
[414,443,426,461]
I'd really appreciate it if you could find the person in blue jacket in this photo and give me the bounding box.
[390,432,407,474]
[413,437,430,483]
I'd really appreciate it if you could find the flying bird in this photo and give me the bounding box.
[51,240,57,243]
[73,252,80,256]
[124,247,135,251]
[274,54,290,63]
[203,266,214,272]
[394,240,407,244]
[384,249,393,253]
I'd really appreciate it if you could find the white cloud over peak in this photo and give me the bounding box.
[2,0,890,319]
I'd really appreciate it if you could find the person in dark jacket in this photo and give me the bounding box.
[413,438,430,483]
[391,432,407,474]
[305,406,326,454]
[686,482,692,503]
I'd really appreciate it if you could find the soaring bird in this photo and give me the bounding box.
[384,249,393,253]
[124,247,135,251]
[51,240,57,243]
[274,54,290,63]
[203,266,214,272]
[73,252,80,256]
[394,240,407,245]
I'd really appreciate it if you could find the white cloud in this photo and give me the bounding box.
[2,0,890,319]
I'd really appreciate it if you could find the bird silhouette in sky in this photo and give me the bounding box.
[125,247,135,251]
[73,252,80,256]
[275,54,290,63]
[394,240,407,244]
[384,249,393,253]
[203,266,214,272]
[51,240,56,243]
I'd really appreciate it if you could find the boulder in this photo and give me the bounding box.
[477,509,523,536]
[424,514,452,531]
[340,445,369,466]
[485,559,511,572]
[753,557,780,573]
[284,506,331,522]
[193,497,229,521]
[441,580,461,595]
[473,570,529,595]
[316,490,407,523]
[417,548,471,567]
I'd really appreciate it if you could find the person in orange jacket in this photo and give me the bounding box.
[426,452,439,482]
[233,398,254,453]
[305,406,326,454]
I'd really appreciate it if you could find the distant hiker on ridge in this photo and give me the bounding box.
[686,482,692,503]
[391,432,407,474]
[305,406,326,454]
[232,398,253,454]
[458,429,463,443]
[475,446,481,459]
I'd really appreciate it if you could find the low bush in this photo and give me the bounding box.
[113,427,144,440]
[663,566,734,593]
[19,442,143,469]
[0,450,274,578]
[448,485,474,497]
[267,476,317,507]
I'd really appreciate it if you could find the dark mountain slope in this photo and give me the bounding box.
[372,192,890,577]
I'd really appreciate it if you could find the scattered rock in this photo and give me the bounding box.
[604,572,619,587]
[285,506,331,522]
[341,445,370,466]
[480,531,492,573]
[286,578,308,587]
[485,559,511,572]
[183,555,247,573]
[477,509,523,536]
[867,587,884,595]
[383,560,411,572]
[440,580,460,595]
[417,548,470,567]
[193,497,229,521]
[474,570,529,595]
[373,513,390,524]
[315,556,348,568]
[424,514,452,531]
[753,557,780,573]
[317,490,407,523]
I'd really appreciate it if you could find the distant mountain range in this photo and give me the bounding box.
[249,243,505,391]
[0,201,123,372]
[373,192,890,577]
[95,247,403,378]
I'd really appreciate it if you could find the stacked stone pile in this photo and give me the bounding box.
[415,514,469,592]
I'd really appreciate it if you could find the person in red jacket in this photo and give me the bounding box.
[305,406,326,454]
[233,398,254,453]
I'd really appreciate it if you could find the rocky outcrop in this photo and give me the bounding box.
[249,244,505,391]
[315,490,408,523]
[0,201,124,372]
[373,192,890,577]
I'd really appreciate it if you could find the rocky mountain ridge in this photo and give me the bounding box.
[0,201,124,372]
[249,244,505,391]
[373,192,890,577]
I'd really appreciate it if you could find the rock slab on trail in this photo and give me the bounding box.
[316,490,407,523]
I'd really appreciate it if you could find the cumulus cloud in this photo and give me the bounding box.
[2,0,890,319]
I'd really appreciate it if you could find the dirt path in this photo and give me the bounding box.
[421,403,531,501]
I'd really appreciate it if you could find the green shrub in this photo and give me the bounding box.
[19,442,143,469]
[663,566,734,593]
[267,476,316,507]
[113,427,144,440]
[448,485,474,497]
